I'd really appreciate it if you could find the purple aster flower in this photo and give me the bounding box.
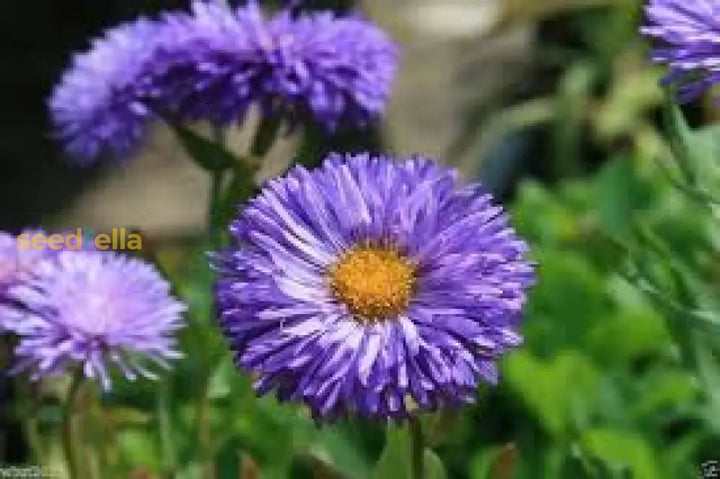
[153,1,398,128]
[641,0,720,100]
[1,250,186,389]
[214,153,534,420]
[49,19,161,164]
[49,1,398,164]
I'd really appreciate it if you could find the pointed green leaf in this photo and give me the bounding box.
[580,428,660,479]
[423,449,447,479]
[372,424,448,479]
[663,101,696,184]
[215,167,258,229]
[593,156,649,242]
[170,123,243,172]
[694,336,720,433]
[250,115,283,158]
[372,425,412,479]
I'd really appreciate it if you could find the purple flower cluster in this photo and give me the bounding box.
[214,154,534,420]
[0,230,186,389]
[49,1,398,164]
[642,0,720,100]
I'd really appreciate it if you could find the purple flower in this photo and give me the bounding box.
[1,250,186,388]
[153,2,398,128]
[642,0,720,100]
[49,20,161,164]
[214,153,534,420]
[49,1,398,164]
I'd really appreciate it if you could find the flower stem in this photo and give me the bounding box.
[157,383,177,473]
[409,416,424,479]
[209,169,225,244]
[62,370,85,479]
[208,127,227,247]
[200,131,225,479]
[197,385,214,479]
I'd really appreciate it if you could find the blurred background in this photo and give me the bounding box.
[2,0,720,478]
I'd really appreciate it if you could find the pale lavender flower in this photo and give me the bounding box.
[1,251,186,388]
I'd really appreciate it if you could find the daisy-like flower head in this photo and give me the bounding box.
[153,1,398,128]
[49,19,162,164]
[215,153,535,420]
[641,0,720,100]
[1,250,186,389]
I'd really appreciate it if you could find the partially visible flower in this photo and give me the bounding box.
[49,19,162,164]
[152,1,398,129]
[215,153,534,420]
[641,0,720,100]
[49,1,398,164]
[0,229,60,297]
[1,250,186,388]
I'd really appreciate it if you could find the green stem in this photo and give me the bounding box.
[157,384,177,473]
[62,371,85,479]
[17,379,45,464]
[197,382,214,479]
[208,126,227,246]
[199,127,228,479]
[209,169,225,245]
[409,416,424,479]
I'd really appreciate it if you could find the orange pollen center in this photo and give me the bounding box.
[328,245,416,323]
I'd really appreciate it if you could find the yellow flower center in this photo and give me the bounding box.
[328,245,416,323]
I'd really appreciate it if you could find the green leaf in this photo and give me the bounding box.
[372,425,447,479]
[595,69,662,142]
[215,167,258,229]
[250,115,283,157]
[307,427,373,479]
[207,358,235,400]
[170,123,244,172]
[372,425,411,479]
[470,447,503,479]
[118,429,161,472]
[423,450,447,479]
[587,307,670,366]
[663,101,696,184]
[425,409,460,448]
[663,102,720,192]
[553,61,595,176]
[694,336,720,433]
[593,156,649,242]
[633,370,698,417]
[505,350,601,438]
[580,428,661,479]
